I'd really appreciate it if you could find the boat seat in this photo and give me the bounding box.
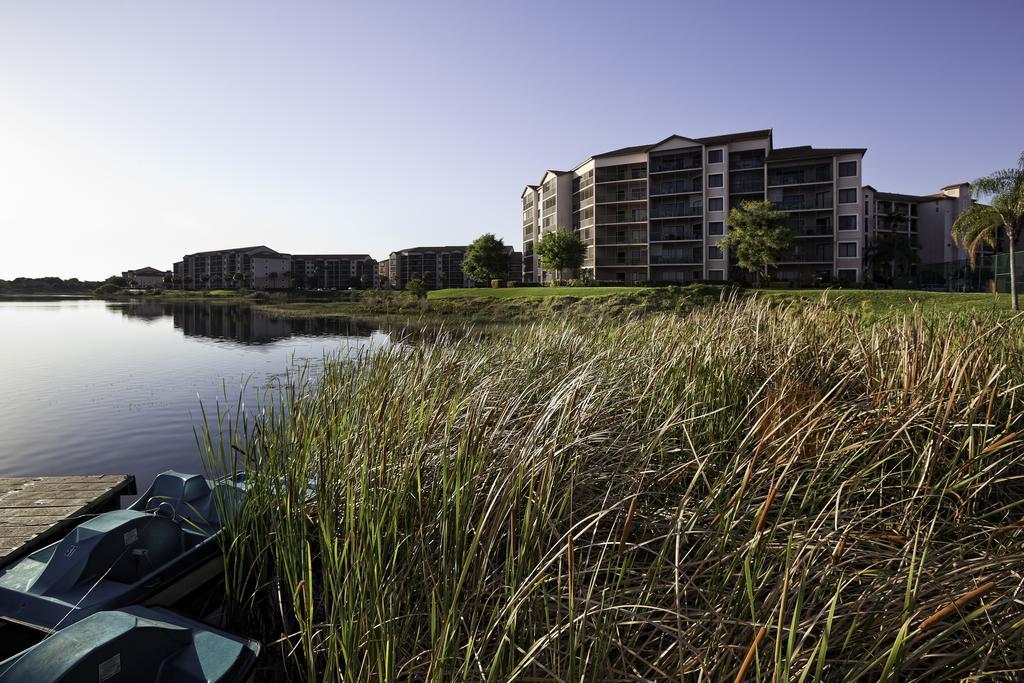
[28,510,185,595]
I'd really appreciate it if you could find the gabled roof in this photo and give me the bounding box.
[128,266,167,276]
[185,245,284,258]
[695,129,773,146]
[874,191,929,203]
[521,185,539,198]
[942,182,970,190]
[766,145,866,162]
[538,170,569,185]
[291,254,374,261]
[391,246,468,255]
[647,134,703,152]
[593,143,656,159]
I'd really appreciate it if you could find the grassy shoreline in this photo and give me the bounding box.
[205,298,1024,680]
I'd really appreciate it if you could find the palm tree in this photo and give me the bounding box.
[162,274,173,289]
[231,272,244,289]
[953,151,1024,310]
[865,233,918,285]
[199,273,210,289]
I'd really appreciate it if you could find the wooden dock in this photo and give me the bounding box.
[0,475,136,564]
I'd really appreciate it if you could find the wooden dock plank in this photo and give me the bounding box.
[0,474,136,565]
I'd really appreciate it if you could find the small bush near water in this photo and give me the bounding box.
[204,297,1024,681]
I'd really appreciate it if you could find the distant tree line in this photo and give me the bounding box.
[0,276,104,294]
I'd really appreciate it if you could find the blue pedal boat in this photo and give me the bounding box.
[0,471,245,634]
[0,605,259,682]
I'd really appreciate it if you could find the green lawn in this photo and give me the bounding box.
[428,286,640,300]
[765,288,1013,315]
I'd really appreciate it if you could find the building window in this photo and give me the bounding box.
[837,268,858,282]
[838,215,857,231]
[838,161,857,177]
[708,197,724,212]
[708,221,724,235]
[708,269,724,281]
[707,149,723,164]
[708,245,724,260]
[708,173,724,188]
[839,189,857,204]
[838,242,858,258]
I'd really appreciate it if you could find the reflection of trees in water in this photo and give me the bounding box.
[115,301,375,344]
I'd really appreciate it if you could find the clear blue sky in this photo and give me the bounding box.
[1,0,1021,279]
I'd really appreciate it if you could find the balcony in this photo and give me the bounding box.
[596,228,647,245]
[787,221,833,237]
[651,160,700,174]
[596,166,647,183]
[596,188,647,203]
[771,187,833,211]
[650,179,702,196]
[779,241,834,263]
[729,150,766,170]
[767,165,832,186]
[596,212,647,225]
[650,227,702,241]
[650,252,702,265]
[730,181,764,194]
[650,204,703,219]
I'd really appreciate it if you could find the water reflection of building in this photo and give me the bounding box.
[116,301,375,345]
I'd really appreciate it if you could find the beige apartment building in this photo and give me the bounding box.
[523,129,867,285]
[175,245,292,289]
[290,254,377,290]
[387,245,523,290]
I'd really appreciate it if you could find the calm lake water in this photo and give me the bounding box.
[0,298,395,491]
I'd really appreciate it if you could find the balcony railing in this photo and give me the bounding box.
[650,157,702,173]
[597,233,647,245]
[650,180,702,196]
[779,247,834,262]
[774,198,833,211]
[730,181,764,193]
[787,223,833,237]
[597,190,647,202]
[596,214,647,224]
[768,170,832,186]
[650,206,703,218]
[651,229,703,241]
[596,169,647,183]
[650,254,701,265]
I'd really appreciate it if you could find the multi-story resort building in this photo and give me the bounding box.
[175,245,292,289]
[290,254,378,290]
[173,246,378,290]
[523,129,868,285]
[387,245,523,290]
[861,181,988,288]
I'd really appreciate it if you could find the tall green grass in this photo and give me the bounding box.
[203,296,1024,681]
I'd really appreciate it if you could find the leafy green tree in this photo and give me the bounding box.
[536,228,585,284]
[718,200,792,286]
[953,151,1024,310]
[405,275,428,299]
[462,233,508,286]
[105,275,128,288]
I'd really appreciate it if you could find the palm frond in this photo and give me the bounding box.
[952,204,1001,266]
